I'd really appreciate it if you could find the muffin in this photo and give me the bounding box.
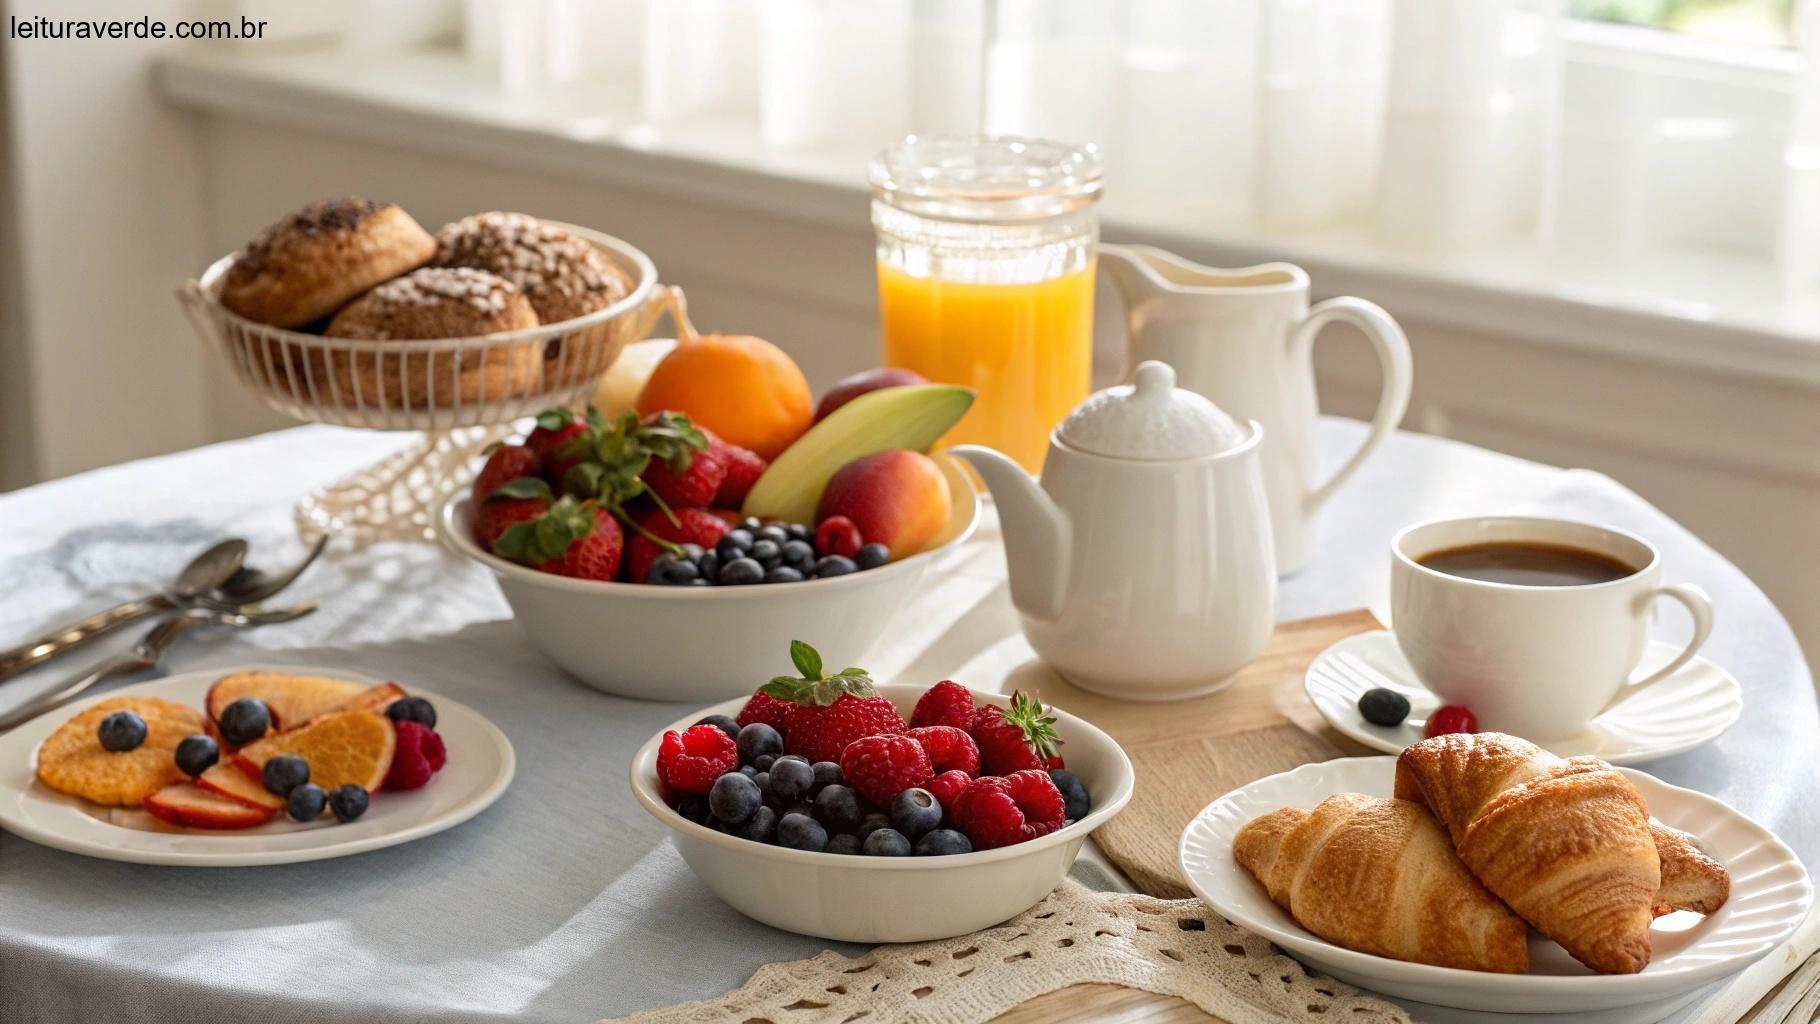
[322,267,541,408]
[219,197,437,328]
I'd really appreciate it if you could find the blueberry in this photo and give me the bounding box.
[810,761,843,792]
[217,698,271,746]
[856,811,892,840]
[750,539,781,568]
[673,792,711,825]
[710,772,762,825]
[716,557,764,586]
[764,566,805,584]
[769,756,815,803]
[96,711,147,752]
[777,811,828,852]
[736,722,783,763]
[696,550,720,580]
[1049,769,1091,821]
[646,554,700,585]
[785,522,812,542]
[678,543,705,561]
[687,579,711,586]
[1358,687,1412,727]
[826,833,862,855]
[813,555,857,578]
[742,517,764,531]
[262,754,310,796]
[890,788,943,840]
[855,543,891,570]
[756,525,789,545]
[696,714,742,741]
[738,764,758,777]
[777,753,809,763]
[715,529,754,560]
[286,783,327,822]
[752,771,773,803]
[737,805,779,843]
[782,802,816,821]
[863,828,913,856]
[173,733,219,777]
[327,784,369,822]
[753,753,776,772]
[812,784,864,834]
[781,539,815,570]
[915,828,972,856]
[386,696,438,729]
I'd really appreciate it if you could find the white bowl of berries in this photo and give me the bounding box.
[627,643,1135,943]
[437,404,980,703]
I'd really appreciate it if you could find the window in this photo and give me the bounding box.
[1568,0,1796,48]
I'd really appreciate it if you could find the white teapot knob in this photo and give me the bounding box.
[1056,360,1245,460]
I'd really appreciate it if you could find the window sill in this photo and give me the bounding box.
[155,44,1820,389]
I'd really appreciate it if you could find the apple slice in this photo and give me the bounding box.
[328,682,406,718]
[234,710,395,794]
[195,763,284,812]
[205,671,366,730]
[144,782,275,829]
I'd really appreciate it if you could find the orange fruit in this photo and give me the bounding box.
[234,709,396,793]
[637,334,812,460]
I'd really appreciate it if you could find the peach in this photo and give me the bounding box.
[816,450,951,559]
[813,367,928,424]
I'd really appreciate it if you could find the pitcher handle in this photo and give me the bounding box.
[1289,297,1413,514]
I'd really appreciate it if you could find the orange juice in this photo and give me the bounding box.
[878,261,1095,474]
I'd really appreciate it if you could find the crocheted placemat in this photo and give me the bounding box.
[600,880,1412,1024]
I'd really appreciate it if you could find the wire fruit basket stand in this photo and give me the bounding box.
[178,224,677,547]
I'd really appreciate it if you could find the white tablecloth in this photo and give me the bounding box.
[0,420,1812,1023]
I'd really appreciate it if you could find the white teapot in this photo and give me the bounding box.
[953,361,1277,701]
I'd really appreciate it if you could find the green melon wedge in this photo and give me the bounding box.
[741,384,974,524]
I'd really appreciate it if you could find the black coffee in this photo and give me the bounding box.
[1418,542,1636,587]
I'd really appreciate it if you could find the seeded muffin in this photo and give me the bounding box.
[433,211,632,323]
[219,197,437,328]
[323,267,542,408]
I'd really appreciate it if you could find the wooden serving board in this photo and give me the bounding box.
[1017,608,1384,899]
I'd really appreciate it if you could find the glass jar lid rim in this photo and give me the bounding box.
[869,134,1104,214]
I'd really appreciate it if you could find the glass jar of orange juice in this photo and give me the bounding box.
[869,135,1103,474]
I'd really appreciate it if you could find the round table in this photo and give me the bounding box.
[0,420,1812,1024]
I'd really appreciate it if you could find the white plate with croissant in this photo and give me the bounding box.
[1178,733,1811,1013]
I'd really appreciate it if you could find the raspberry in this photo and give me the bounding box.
[815,515,863,559]
[714,442,767,509]
[386,720,447,791]
[736,690,794,738]
[926,769,971,818]
[787,693,905,765]
[970,692,1061,776]
[909,680,975,731]
[952,769,1066,849]
[657,723,738,794]
[623,507,730,583]
[472,443,542,504]
[907,725,979,777]
[840,734,932,807]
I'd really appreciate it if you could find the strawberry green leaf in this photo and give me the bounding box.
[486,476,552,503]
[535,407,575,431]
[1003,691,1061,759]
[790,640,822,681]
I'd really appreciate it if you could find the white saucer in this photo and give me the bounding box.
[1179,756,1811,1014]
[1305,631,1742,765]
[0,665,514,866]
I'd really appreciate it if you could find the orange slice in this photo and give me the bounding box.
[205,671,366,730]
[35,697,205,807]
[233,709,395,793]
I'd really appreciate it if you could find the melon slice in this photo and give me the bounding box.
[205,671,366,730]
[233,710,395,793]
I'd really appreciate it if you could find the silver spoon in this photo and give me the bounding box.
[0,539,249,681]
[0,602,318,731]
[201,533,329,609]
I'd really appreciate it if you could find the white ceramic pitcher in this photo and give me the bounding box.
[1100,245,1413,574]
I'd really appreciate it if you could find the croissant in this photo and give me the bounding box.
[1233,792,1529,973]
[1394,732,1663,974]
[1652,821,1730,917]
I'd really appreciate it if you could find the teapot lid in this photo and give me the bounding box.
[1057,361,1246,460]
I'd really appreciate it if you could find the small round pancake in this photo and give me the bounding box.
[35,697,206,807]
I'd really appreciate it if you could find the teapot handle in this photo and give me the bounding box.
[1289,297,1413,514]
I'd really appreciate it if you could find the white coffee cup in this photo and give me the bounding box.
[1390,516,1715,740]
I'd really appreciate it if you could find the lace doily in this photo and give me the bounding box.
[601,880,1413,1024]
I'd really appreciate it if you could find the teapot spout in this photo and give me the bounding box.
[950,446,1069,622]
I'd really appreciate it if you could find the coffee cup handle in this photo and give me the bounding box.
[1601,583,1716,714]
[1291,297,1414,514]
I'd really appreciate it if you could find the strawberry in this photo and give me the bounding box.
[473,443,542,504]
[715,442,767,509]
[492,495,623,581]
[476,495,549,552]
[907,725,980,777]
[815,516,863,559]
[386,720,447,791]
[525,408,592,490]
[657,723,738,794]
[760,641,905,764]
[926,769,971,818]
[642,441,727,508]
[970,692,1062,776]
[623,506,730,583]
[952,769,1066,849]
[736,690,794,737]
[910,680,976,731]
[840,734,932,807]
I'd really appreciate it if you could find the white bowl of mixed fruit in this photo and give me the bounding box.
[627,641,1134,942]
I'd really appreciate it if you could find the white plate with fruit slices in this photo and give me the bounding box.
[0,666,514,866]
